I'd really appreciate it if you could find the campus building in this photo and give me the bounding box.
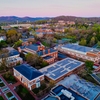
[0,50,23,67]
[18,43,58,64]
[40,57,84,82]
[55,43,100,63]
[13,64,44,90]
[50,85,87,100]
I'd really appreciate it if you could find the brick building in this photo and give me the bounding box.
[18,43,58,64]
[0,50,23,67]
[14,64,44,90]
[55,44,100,63]
[40,57,84,82]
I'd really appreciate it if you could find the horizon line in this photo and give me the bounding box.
[0,15,100,18]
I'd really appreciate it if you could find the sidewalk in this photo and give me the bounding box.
[0,74,22,100]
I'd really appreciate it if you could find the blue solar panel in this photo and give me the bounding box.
[14,64,43,80]
[47,67,55,71]
[54,65,60,69]
[63,44,95,53]
[53,68,64,74]
[42,57,84,80]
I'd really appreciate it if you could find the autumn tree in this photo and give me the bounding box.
[6,29,21,43]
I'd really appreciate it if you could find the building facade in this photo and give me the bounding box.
[14,64,44,90]
[18,43,58,64]
[55,44,100,63]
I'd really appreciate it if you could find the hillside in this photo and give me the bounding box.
[0,16,49,23]
[52,16,100,23]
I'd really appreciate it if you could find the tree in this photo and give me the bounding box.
[0,49,9,71]
[89,37,96,46]
[40,61,49,68]
[97,41,100,48]
[85,60,94,74]
[79,38,87,46]
[0,58,8,71]
[6,29,21,43]
[0,41,7,49]
[14,40,22,49]
[25,53,43,67]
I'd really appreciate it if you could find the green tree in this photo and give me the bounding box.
[89,37,96,46]
[79,38,87,46]
[25,53,43,67]
[97,41,100,48]
[14,40,22,49]
[0,41,7,49]
[85,60,94,74]
[40,61,49,68]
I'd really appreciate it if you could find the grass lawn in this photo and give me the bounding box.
[0,82,5,87]
[6,92,13,98]
[32,83,47,94]
[0,96,4,100]
[15,85,35,100]
[3,74,17,84]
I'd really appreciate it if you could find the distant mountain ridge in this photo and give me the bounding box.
[52,16,100,23]
[0,16,50,23]
[0,16,100,23]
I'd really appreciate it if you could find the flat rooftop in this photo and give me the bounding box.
[51,85,87,100]
[43,95,59,100]
[58,52,67,59]
[62,44,99,53]
[43,56,53,60]
[40,58,84,80]
[58,74,100,100]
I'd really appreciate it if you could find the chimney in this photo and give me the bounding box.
[30,42,32,45]
[18,47,22,53]
[25,42,29,46]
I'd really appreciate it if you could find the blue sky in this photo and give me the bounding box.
[0,0,100,17]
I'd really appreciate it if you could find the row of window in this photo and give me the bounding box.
[63,50,98,62]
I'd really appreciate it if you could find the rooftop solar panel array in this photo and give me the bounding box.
[62,44,95,53]
[40,57,84,80]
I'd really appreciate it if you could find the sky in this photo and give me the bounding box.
[0,0,100,17]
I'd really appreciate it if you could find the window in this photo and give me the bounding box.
[36,79,40,88]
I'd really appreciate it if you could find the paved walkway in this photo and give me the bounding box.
[0,72,46,100]
[15,77,39,100]
[0,74,22,100]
